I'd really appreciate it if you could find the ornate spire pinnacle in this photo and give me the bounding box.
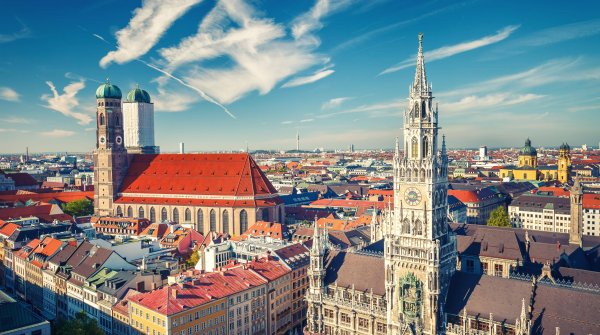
[395,136,400,156]
[520,298,527,321]
[413,33,429,96]
[311,215,322,253]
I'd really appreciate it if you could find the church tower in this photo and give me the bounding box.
[557,143,571,183]
[93,81,129,216]
[305,218,327,334]
[123,86,159,154]
[569,176,583,246]
[384,33,456,335]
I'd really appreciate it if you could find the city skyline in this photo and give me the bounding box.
[1,0,600,153]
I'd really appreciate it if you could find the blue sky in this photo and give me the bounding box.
[1,0,599,153]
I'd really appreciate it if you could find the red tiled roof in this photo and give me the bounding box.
[448,189,479,203]
[0,222,19,238]
[115,196,281,208]
[237,221,289,240]
[536,186,570,197]
[0,190,93,205]
[118,153,278,198]
[309,199,386,209]
[584,194,600,209]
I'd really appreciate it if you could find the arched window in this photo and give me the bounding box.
[197,209,204,234]
[116,206,123,216]
[413,103,419,118]
[414,219,423,236]
[127,206,133,217]
[222,210,229,234]
[261,209,269,222]
[209,209,216,232]
[411,137,418,159]
[115,115,120,126]
[173,208,179,223]
[99,113,105,125]
[422,137,429,157]
[240,210,248,234]
[150,208,156,222]
[184,208,191,222]
[161,207,167,222]
[138,207,144,218]
[421,101,426,117]
[402,219,410,234]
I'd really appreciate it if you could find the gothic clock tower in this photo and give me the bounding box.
[384,34,457,335]
[93,81,129,216]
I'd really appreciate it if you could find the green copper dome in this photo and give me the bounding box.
[520,138,537,156]
[96,81,122,99]
[126,87,151,103]
[559,142,570,151]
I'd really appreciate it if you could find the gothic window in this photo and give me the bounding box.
[99,113,105,126]
[240,210,248,234]
[184,208,191,222]
[115,115,120,126]
[422,137,429,157]
[411,137,418,159]
[421,101,426,117]
[173,208,179,223]
[420,169,425,182]
[161,207,167,222]
[150,208,156,222]
[116,206,123,216]
[413,103,419,118]
[210,209,216,232]
[138,207,144,218]
[414,219,423,236]
[402,219,410,234]
[127,206,133,217]
[197,209,204,234]
[222,210,229,234]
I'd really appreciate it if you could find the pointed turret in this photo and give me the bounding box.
[569,175,583,246]
[412,32,430,96]
[515,298,531,335]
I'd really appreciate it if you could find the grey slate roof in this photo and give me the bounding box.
[324,250,385,296]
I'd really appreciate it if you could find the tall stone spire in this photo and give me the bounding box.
[569,175,583,246]
[412,32,430,96]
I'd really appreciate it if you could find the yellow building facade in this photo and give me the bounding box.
[500,139,571,183]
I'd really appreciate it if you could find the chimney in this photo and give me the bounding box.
[171,288,178,299]
[179,142,185,154]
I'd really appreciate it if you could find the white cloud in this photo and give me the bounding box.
[151,87,199,112]
[0,18,31,43]
[0,128,17,133]
[41,80,92,125]
[99,0,202,67]
[443,93,545,114]
[513,19,600,47]
[0,87,20,102]
[439,58,600,98]
[154,0,346,105]
[0,116,31,124]
[282,69,334,88]
[300,118,315,123]
[41,129,76,137]
[281,120,294,125]
[380,25,519,75]
[321,96,352,109]
[319,99,404,118]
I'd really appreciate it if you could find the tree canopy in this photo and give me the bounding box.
[62,198,94,217]
[487,206,511,228]
[186,249,200,268]
[54,311,104,335]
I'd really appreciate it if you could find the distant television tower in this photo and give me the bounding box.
[296,130,300,151]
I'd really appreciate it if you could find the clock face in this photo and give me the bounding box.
[404,187,422,206]
[116,136,122,145]
[99,135,106,144]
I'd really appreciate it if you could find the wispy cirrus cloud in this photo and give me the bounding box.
[439,57,600,98]
[99,0,202,67]
[282,68,334,88]
[151,0,349,105]
[511,19,600,48]
[443,93,545,114]
[0,116,32,124]
[41,80,93,125]
[318,99,404,119]
[0,18,31,43]
[0,87,20,102]
[281,118,315,125]
[41,129,76,137]
[321,97,353,109]
[380,25,519,75]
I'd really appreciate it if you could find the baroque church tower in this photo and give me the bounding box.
[93,81,129,216]
[383,33,456,335]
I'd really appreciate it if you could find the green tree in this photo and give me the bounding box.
[186,248,200,268]
[54,311,104,335]
[487,206,511,228]
[62,198,94,217]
